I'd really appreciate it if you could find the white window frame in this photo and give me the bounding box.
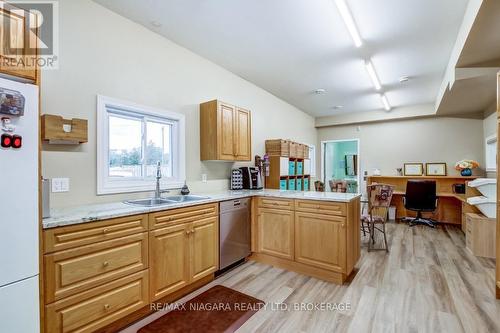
[485,134,497,172]
[306,144,316,177]
[97,95,186,195]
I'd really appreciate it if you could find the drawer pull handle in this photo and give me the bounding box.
[103,229,109,234]
[186,230,191,235]
[104,304,110,310]
[103,261,109,267]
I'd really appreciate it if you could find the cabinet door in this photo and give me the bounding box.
[0,4,37,81]
[149,223,190,301]
[218,102,236,160]
[257,208,294,260]
[295,212,346,272]
[190,216,218,282]
[235,107,251,161]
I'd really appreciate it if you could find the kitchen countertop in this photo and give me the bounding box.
[42,189,361,229]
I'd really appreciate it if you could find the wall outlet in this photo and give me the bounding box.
[201,174,208,183]
[52,178,70,193]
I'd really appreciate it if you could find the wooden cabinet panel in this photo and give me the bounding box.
[235,107,251,160]
[149,223,190,301]
[149,203,218,230]
[257,197,294,210]
[219,102,236,159]
[44,214,148,253]
[44,233,148,303]
[200,100,251,161]
[191,217,219,282]
[0,3,37,81]
[45,270,149,333]
[295,200,347,216]
[295,212,346,272]
[257,208,294,260]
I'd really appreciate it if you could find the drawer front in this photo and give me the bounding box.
[45,270,149,333]
[257,197,293,210]
[149,203,218,229]
[44,233,148,303]
[295,200,347,216]
[44,214,148,253]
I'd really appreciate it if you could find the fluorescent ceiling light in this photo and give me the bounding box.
[380,94,391,111]
[334,0,363,47]
[365,60,382,91]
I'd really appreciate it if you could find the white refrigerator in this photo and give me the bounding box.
[0,77,40,332]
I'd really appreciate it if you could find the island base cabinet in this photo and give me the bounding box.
[257,208,294,260]
[150,217,218,302]
[295,212,346,272]
[252,197,360,285]
[45,271,149,333]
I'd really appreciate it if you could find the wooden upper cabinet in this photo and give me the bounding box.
[0,1,38,81]
[200,100,252,161]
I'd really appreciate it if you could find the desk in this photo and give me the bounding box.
[367,176,477,225]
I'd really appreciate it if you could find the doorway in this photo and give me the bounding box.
[321,139,360,193]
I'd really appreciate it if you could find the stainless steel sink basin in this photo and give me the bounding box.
[163,195,211,203]
[124,198,176,207]
[123,195,210,207]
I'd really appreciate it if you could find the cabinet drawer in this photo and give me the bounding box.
[44,214,148,253]
[44,233,148,303]
[257,197,293,210]
[295,200,347,216]
[149,203,218,229]
[45,270,149,333]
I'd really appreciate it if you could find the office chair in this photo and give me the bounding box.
[402,180,438,228]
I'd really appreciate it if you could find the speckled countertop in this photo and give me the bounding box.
[42,189,361,229]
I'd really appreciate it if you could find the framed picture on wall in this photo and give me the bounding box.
[425,163,447,176]
[403,163,424,176]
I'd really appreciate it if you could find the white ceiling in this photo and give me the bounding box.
[94,0,469,117]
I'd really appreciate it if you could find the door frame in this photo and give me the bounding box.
[320,139,361,193]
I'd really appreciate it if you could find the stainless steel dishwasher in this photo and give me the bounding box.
[219,198,251,270]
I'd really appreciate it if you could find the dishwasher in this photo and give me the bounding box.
[219,198,251,271]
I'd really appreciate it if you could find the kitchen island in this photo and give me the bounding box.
[41,190,360,333]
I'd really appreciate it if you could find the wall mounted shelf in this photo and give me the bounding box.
[41,114,88,144]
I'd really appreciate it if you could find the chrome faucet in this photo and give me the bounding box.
[154,161,169,199]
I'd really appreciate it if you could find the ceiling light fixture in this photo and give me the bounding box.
[365,60,382,91]
[151,21,162,28]
[332,105,344,109]
[334,0,363,48]
[314,88,326,94]
[379,94,391,111]
[399,75,410,83]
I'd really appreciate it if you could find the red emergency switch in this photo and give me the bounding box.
[12,135,22,149]
[1,133,12,148]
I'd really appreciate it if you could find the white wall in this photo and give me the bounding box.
[41,0,316,208]
[317,117,485,190]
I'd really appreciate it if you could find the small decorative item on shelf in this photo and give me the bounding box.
[455,159,479,177]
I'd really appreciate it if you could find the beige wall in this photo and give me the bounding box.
[41,0,316,208]
[317,117,485,190]
[483,106,497,178]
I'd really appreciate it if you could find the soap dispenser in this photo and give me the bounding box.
[181,181,190,195]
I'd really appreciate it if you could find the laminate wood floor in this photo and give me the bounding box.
[123,222,499,333]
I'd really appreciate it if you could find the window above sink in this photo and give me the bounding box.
[97,95,186,195]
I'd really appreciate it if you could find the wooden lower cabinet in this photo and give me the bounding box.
[295,212,346,272]
[149,223,191,301]
[150,216,218,301]
[191,217,219,282]
[252,197,360,284]
[257,208,294,260]
[45,270,149,333]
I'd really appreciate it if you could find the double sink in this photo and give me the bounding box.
[124,195,210,207]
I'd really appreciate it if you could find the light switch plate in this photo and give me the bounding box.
[201,174,207,183]
[52,178,70,193]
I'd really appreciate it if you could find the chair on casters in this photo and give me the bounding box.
[402,180,438,228]
[361,184,394,252]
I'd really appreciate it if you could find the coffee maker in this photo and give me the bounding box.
[239,167,263,190]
